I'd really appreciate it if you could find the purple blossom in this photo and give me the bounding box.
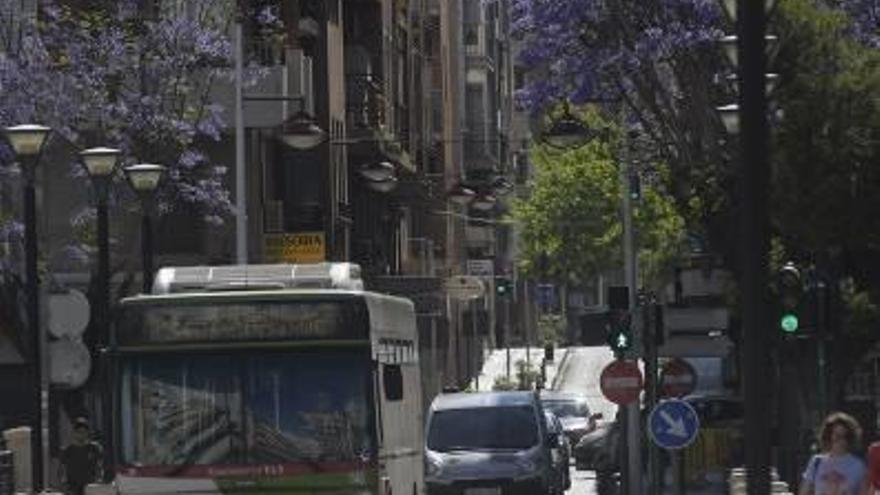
[178,150,206,170]
[0,0,245,273]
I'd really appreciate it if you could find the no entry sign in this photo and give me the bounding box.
[600,360,643,405]
[660,358,698,398]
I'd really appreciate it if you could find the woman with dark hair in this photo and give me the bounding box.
[799,412,866,495]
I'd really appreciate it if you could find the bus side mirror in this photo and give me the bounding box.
[383,364,403,401]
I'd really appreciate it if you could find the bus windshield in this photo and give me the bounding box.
[119,349,374,468]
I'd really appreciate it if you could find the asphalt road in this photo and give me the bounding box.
[556,346,619,494]
[556,346,619,423]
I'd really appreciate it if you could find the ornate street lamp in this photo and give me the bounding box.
[3,123,51,491]
[79,146,120,482]
[470,193,498,212]
[279,111,328,150]
[446,183,476,205]
[359,161,396,182]
[366,176,399,193]
[490,176,514,196]
[719,34,779,69]
[543,115,593,149]
[726,73,780,96]
[124,164,165,293]
[716,104,741,135]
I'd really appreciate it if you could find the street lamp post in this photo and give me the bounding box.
[716,0,777,490]
[3,123,51,492]
[124,164,165,294]
[80,146,121,481]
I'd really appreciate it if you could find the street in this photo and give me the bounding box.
[569,469,601,494]
[555,346,618,423]
[555,346,617,494]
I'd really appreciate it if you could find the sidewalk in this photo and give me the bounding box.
[471,346,571,391]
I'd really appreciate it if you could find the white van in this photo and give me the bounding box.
[424,391,558,495]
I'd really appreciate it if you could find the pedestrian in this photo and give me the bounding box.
[799,411,866,495]
[59,417,103,495]
[861,440,880,494]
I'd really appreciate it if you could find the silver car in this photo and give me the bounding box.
[424,391,558,495]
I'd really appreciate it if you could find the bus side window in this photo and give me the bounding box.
[383,364,404,401]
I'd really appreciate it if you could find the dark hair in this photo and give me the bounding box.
[819,411,862,452]
[73,417,90,431]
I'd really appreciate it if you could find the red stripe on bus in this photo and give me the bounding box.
[117,461,371,478]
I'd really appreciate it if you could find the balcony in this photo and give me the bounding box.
[345,74,414,173]
[246,35,286,66]
[463,123,500,172]
[346,74,387,135]
[463,22,495,71]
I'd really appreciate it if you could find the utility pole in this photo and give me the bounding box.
[739,0,772,491]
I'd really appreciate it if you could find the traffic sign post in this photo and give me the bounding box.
[648,399,700,450]
[648,399,700,495]
[445,276,485,300]
[600,360,643,406]
[660,358,698,398]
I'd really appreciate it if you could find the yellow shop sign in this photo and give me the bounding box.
[264,232,326,263]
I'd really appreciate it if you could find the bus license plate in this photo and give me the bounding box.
[464,488,500,495]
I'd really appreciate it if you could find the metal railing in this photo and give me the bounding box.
[345,74,387,132]
[245,36,285,66]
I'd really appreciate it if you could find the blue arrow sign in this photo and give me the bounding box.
[648,399,700,450]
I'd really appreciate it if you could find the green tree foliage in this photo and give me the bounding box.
[512,112,686,290]
[773,0,880,258]
[538,313,566,345]
[771,0,880,334]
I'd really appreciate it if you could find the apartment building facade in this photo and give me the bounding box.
[0,0,537,434]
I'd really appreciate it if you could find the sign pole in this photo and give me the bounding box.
[601,358,643,495]
[675,451,685,495]
[620,399,629,495]
[674,452,685,495]
[644,299,660,495]
[472,297,479,390]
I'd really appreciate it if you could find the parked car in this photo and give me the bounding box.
[684,394,744,428]
[540,391,602,445]
[684,394,745,467]
[573,395,744,473]
[573,419,620,472]
[424,391,559,495]
[544,410,572,492]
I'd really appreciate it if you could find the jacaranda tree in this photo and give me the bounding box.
[509,0,880,268]
[0,0,267,342]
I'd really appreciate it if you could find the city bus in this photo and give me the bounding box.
[107,263,423,495]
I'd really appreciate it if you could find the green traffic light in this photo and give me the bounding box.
[780,313,799,333]
[616,333,629,349]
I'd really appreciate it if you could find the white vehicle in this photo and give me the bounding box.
[106,263,423,495]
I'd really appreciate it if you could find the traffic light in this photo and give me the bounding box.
[777,261,803,334]
[606,310,632,356]
[628,172,641,201]
[496,277,513,297]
